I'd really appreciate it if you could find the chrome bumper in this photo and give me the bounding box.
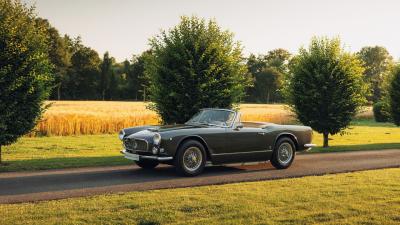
[304,143,317,148]
[121,150,173,162]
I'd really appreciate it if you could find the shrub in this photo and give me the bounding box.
[373,101,391,122]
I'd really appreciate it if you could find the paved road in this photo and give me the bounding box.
[1,149,400,204]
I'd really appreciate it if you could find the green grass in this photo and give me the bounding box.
[0,135,131,172]
[310,119,400,152]
[1,168,400,224]
[0,119,399,172]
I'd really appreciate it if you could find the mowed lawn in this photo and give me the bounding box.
[0,135,129,172]
[1,119,399,172]
[310,120,400,152]
[1,168,400,225]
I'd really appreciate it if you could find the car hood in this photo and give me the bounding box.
[126,124,206,143]
[147,124,201,133]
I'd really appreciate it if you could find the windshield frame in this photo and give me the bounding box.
[185,108,238,128]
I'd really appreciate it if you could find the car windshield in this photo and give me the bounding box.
[185,109,236,127]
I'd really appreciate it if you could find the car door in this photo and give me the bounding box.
[210,126,273,164]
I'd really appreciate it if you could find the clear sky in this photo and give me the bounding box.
[24,0,400,62]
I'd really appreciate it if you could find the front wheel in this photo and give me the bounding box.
[271,137,296,169]
[175,140,206,176]
[136,159,159,169]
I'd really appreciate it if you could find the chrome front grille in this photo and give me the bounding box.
[124,138,148,151]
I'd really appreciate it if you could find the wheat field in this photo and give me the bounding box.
[32,101,372,136]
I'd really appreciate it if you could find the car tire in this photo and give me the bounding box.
[271,137,296,169]
[135,159,159,169]
[175,140,206,176]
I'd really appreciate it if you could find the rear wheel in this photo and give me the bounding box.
[271,137,296,169]
[175,140,206,176]
[136,159,159,169]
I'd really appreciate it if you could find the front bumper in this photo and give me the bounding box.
[304,143,316,148]
[121,150,173,162]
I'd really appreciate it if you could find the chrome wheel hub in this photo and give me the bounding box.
[277,143,293,165]
[183,147,203,172]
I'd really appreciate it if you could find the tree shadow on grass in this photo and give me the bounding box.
[309,143,400,153]
[0,156,131,172]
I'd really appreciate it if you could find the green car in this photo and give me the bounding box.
[119,108,315,176]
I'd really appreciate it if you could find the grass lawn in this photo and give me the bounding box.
[1,168,400,224]
[0,135,130,172]
[310,120,400,152]
[1,119,399,172]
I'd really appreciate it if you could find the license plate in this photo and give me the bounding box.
[125,152,139,161]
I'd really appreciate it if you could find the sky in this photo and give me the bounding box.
[24,0,400,62]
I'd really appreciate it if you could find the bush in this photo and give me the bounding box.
[373,101,391,122]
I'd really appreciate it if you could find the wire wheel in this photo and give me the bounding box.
[182,146,203,172]
[277,142,294,165]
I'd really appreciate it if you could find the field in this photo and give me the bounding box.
[1,101,396,172]
[2,120,399,172]
[34,101,372,136]
[1,168,399,225]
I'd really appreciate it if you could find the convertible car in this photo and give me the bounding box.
[119,108,315,176]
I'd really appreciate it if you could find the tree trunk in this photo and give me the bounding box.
[143,87,146,102]
[323,132,329,148]
[57,84,61,100]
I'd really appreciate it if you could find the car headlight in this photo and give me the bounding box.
[118,130,125,140]
[153,133,161,145]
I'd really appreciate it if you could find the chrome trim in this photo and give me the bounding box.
[140,155,173,161]
[211,150,272,156]
[119,129,125,140]
[304,143,316,148]
[121,150,173,161]
[123,137,149,151]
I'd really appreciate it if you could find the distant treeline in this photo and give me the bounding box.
[38,18,397,104]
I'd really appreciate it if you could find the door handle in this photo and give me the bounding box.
[258,132,265,135]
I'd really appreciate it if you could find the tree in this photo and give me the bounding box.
[265,48,291,73]
[286,37,366,148]
[245,50,290,103]
[0,0,53,163]
[148,16,250,124]
[124,52,149,101]
[357,46,394,103]
[389,66,400,126]
[253,68,282,103]
[35,18,70,100]
[99,52,113,100]
[66,46,101,99]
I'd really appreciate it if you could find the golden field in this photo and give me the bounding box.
[33,101,373,136]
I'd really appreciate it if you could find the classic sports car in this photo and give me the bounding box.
[119,108,315,176]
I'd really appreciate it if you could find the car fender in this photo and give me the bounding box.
[273,132,299,150]
[175,135,212,160]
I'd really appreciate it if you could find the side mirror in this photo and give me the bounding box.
[234,123,243,130]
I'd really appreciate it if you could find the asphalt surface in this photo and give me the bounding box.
[1,149,400,204]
